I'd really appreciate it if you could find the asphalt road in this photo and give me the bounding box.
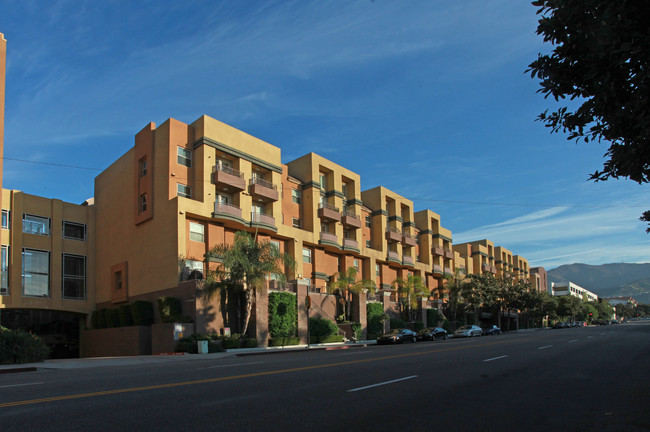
[1,322,649,432]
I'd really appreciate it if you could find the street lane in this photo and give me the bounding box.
[1,322,648,431]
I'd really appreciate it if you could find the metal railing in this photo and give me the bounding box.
[249,176,277,190]
[318,202,339,212]
[213,164,244,178]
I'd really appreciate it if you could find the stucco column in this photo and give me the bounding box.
[417,296,428,327]
[295,280,309,344]
[381,291,391,333]
[351,291,368,340]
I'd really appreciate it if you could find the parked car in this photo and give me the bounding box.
[453,325,482,338]
[376,328,417,344]
[416,327,448,341]
[482,325,502,335]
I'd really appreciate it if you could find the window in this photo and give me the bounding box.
[375,264,380,276]
[23,214,50,236]
[1,209,9,229]
[177,183,191,198]
[139,194,148,213]
[292,218,301,229]
[365,215,372,228]
[366,240,372,248]
[114,271,122,291]
[342,183,348,198]
[63,221,86,241]
[319,173,327,190]
[270,240,280,252]
[22,249,50,297]
[177,146,192,167]
[62,254,86,299]
[1,245,8,295]
[353,259,359,270]
[291,188,301,204]
[189,222,204,242]
[139,158,148,177]
[303,248,312,263]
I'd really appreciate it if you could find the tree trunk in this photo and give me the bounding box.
[241,283,254,337]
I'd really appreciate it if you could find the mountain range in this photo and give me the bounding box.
[547,263,650,304]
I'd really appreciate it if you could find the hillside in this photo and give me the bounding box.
[547,263,650,304]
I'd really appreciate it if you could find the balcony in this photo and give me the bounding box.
[342,237,359,251]
[444,266,453,275]
[403,255,414,267]
[213,202,242,219]
[402,233,417,247]
[385,227,402,243]
[341,210,362,228]
[443,248,454,259]
[249,177,279,202]
[432,246,445,256]
[387,251,401,263]
[251,212,276,228]
[212,165,245,191]
[320,231,339,245]
[318,203,341,222]
[482,263,497,274]
[432,264,443,276]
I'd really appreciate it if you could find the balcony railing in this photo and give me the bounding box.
[212,165,246,191]
[251,212,275,227]
[403,255,414,266]
[343,238,359,250]
[213,202,242,219]
[432,264,443,276]
[249,177,279,202]
[268,280,296,293]
[432,246,445,256]
[402,233,417,247]
[341,210,362,228]
[386,227,402,243]
[443,248,454,259]
[320,231,338,244]
[387,251,400,262]
[318,202,341,222]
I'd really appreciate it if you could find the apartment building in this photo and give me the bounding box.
[530,267,548,293]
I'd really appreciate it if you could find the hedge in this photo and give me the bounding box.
[268,337,300,347]
[268,292,297,338]
[390,318,406,330]
[118,304,134,327]
[0,326,50,364]
[176,334,223,353]
[427,309,441,326]
[366,302,385,335]
[310,334,344,344]
[130,300,154,326]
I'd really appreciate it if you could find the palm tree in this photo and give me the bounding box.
[393,274,428,322]
[442,269,468,323]
[201,231,295,337]
[328,267,376,322]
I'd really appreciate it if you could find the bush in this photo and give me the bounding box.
[118,304,134,327]
[157,297,183,323]
[413,321,425,331]
[351,322,362,340]
[310,334,344,344]
[366,303,385,335]
[90,310,99,329]
[220,335,258,349]
[309,317,339,339]
[0,326,50,364]
[268,337,301,347]
[427,309,441,326]
[390,318,406,330]
[268,292,297,338]
[130,300,154,326]
[97,308,108,329]
[442,319,450,331]
[105,308,120,328]
[175,334,223,353]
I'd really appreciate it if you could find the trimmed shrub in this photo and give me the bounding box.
[268,292,297,338]
[157,297,183,323]
[97,308,108,329]
[427,309,441,326]
[0,326,50,364]
[90,310,99,329]
[130,300,154,326]
[176,334,223,353]
[268,337,300,347]
[366,302,385,335]
[105,308,121,328]
[309,317,341,343]
[390,318,406,330]
[118,304,134,327]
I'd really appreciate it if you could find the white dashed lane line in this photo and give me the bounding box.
[483,355,508,362]
[568,339,579,343]
[0,382,44,389]
[347,375,418,392]
[537,345,553,350]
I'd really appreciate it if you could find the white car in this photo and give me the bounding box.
[453,325,482,338]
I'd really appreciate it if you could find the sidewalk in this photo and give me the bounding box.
[0,340,375,374]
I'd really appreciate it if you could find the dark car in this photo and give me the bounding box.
[482,325,502,335]
[416,327,448,341]
[376,328,417,344]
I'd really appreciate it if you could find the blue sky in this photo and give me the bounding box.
[1,0,648,270]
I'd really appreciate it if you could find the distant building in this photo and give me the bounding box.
[551,282,598,302]
[603,296,637,307]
